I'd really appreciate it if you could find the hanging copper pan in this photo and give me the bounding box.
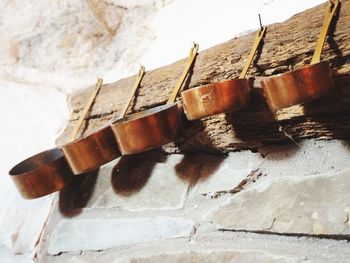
[111,104,182,154]
[260,61,332,111]
[9,148,73,199]
[181,20,266,120]
[111,43,199,155]
[9,69,145,199]
[181,79,250,120]
[8,78,108,197]
[61,126,121,174]
[62,68,145,174]
[260,0,339,111]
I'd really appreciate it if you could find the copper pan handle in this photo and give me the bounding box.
[70,66,145,140]
[70,78,103,140]
[117,66,146,119]
[167,43,199,104]
[311,0,340,64]
[239,15,266,79]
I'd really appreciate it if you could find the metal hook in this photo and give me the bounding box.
[258,14,263,31]
[138,65,145,79]
[239,17,266,79]
[188,42,199,61]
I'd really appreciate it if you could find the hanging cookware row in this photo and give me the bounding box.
[63,68,145,175]
[9,44,198,199]
[9,0,340,199]
[9,67,146,199]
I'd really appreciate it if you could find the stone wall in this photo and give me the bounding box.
[37,140,350,262]
[3,0,350,262]
[34,1,350,262]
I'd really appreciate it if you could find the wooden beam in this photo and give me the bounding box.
[57,0,350,154]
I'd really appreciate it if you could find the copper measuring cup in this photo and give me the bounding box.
[111,44,199,155]
[260,0,339,111]
[181,17,266,120]
[9,148,73,199]
[62,68,146,174]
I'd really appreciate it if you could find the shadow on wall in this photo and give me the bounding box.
[327,1,344,66]
[174,105,228,188]
[175,152,225,187]
[57,150,167,217]
[59,168,99,217]
[111,149,167,196]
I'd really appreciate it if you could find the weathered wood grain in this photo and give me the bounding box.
[57,1,350,153]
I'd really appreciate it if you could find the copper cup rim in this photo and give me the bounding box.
[9,147,64,177]
[181,78,249,96]
[111,103,178,126]
[63,125,112,148]
[262,60,329,82]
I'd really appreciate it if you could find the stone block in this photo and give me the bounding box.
[59,152,190,212]
[48,217,195,254]
[208,168,350,235]
[128,250,293,263]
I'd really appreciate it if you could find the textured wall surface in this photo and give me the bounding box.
[37,140,350,262]
[4,0,350,262]
[1,0,164,262]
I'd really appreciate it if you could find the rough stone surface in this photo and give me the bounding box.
[38,231,350,263]
[95,154,189,211]
[48,217,195,254]
[4,1,350,262]
[258,140,350,178]
[208,167,350,235]
[58,152,190,211]
[189,140,350,198]
[0,0,162,91]
[0,245,33,263]
[190,151,262,196]
[36,139,350,263]
[128,250,292,263]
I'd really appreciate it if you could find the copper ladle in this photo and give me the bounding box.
[9,148,73,199]
[111,43,199,155]
[260,0,340,111]
[62,68,146,174]
[181,16,266,120]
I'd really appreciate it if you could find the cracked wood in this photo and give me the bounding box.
[57,0,350,153]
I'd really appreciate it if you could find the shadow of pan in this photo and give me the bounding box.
[58,168,99,217]
[111,149,167,197]
[175,151,225,188]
